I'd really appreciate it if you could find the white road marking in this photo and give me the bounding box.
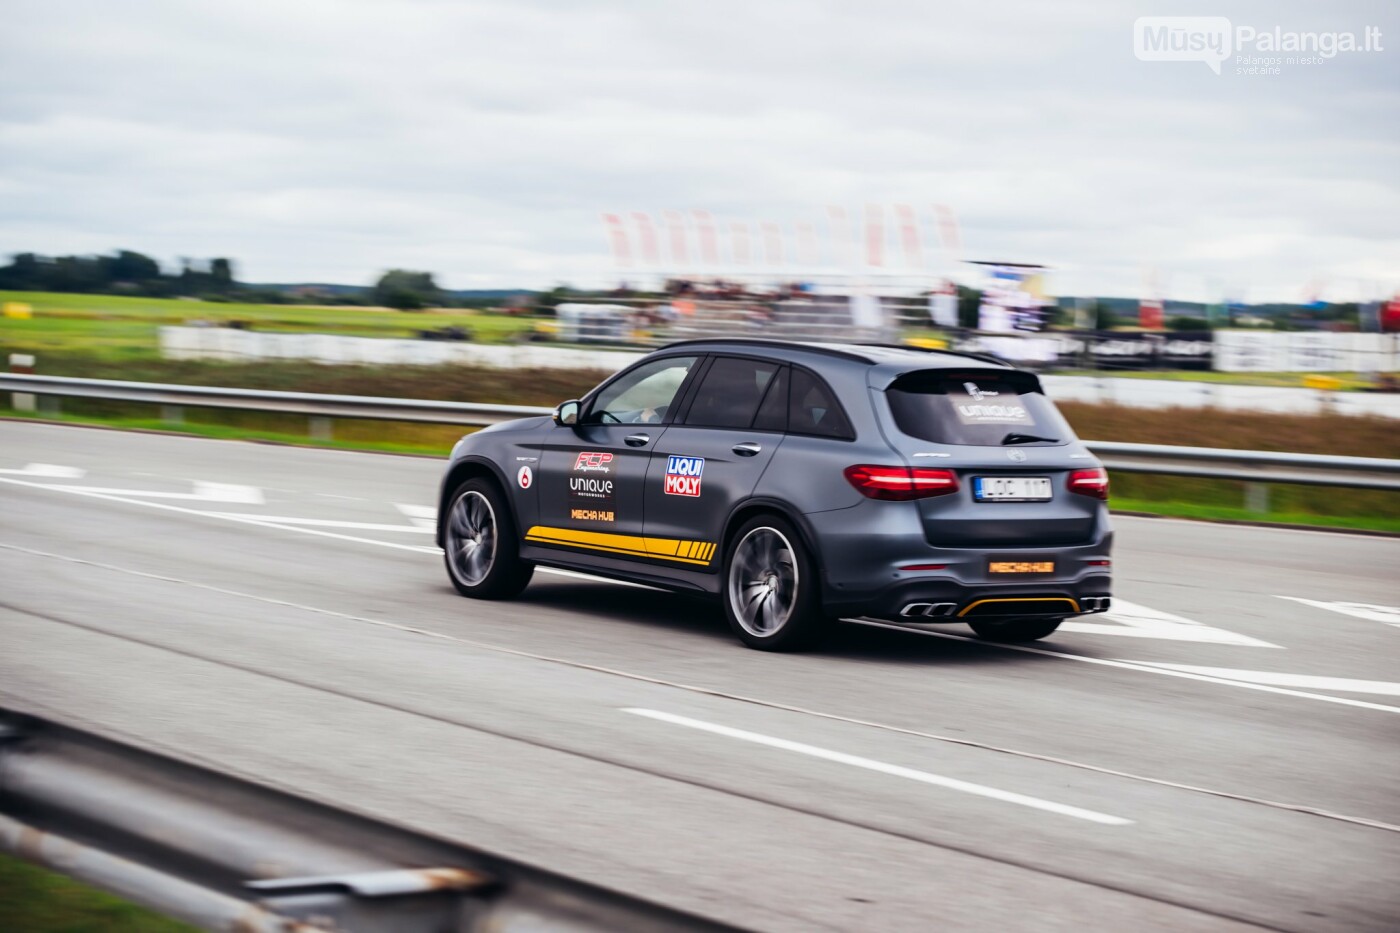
[5,539,1396,834]
[0,476,437,554]
[46,481,264,504]
[1127,663,1400,696]
[0,463,85,478]
[850,620,1400,715]
[622,708,1132,826]
[204,513,435,533]
[1063,598,1279,648]
[1276,596,1400,629]
[396,504,438,529]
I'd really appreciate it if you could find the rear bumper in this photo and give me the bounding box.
[805,500,1113,621]
[829,574,1113,621]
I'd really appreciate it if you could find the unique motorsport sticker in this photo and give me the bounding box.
[569,475,613,500]
[517,465,533,489]
[663,455,704,497]
[570,508,615,523]
[573,451,614,473]
[949,381,1033,426]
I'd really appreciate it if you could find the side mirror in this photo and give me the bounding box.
[553,399,581,427]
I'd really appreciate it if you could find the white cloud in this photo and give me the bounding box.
[0,0,1396,300]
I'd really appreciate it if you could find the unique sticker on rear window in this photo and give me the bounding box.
[664,455,704,497]
[949,381,1034,425]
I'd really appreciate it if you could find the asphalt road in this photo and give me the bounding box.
[1,420,1397,932]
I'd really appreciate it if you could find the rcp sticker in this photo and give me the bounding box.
[517,465,533,489]
[664,455,704,497]
[574,451,614,472]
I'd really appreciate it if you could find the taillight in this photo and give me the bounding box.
[1069,468,1109,500]
[844,465,959,501]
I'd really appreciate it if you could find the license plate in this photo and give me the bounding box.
[989,560,1055,574]
[973,476,1052,502]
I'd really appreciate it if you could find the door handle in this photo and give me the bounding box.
[732,442,762,457]
[625,433,651,447]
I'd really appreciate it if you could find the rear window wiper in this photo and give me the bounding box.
[1001,432,1058,445]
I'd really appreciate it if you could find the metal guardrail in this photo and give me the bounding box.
[3,372,1398,491]
[0,708,738,933]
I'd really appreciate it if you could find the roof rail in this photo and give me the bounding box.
[853,343,1011,368]
[653,337,873,363]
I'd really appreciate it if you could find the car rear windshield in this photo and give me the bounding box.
[885,370,1072,446]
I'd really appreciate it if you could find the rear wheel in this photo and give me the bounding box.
[968,617,1063,643]
[723,515,827,651]
[443,478,533,599]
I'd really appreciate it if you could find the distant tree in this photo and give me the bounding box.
[210,258,234,291]
[109,250,160,283]
[1090,300,1118,330]
[956,285,982,329]
[1166,315,1204,331]
[373,269,441,311]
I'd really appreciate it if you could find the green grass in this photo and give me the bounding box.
[1111,498,1400,534]
[0,853,196,933]
[0,290,537,363]
[1054,368,1379,390]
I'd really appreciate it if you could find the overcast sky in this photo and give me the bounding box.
[2,0,1397,300]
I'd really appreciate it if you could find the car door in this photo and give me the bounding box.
[641,356,787,570]
[527,354,701,564]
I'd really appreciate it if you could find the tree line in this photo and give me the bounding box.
[0,249,472,310]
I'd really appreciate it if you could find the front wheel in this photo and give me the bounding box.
[443,478,533,599]
[968,617,1063,643]
[722,515,828,651]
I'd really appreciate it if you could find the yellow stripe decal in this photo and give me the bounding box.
[525,526,715,566]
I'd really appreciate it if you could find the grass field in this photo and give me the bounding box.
[0,289,537,363]
[0,853,195,933]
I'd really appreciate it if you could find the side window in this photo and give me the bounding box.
[586,356,697,424]
[788,368,853,439]
[683,357,780,429]
[751,365,789,431]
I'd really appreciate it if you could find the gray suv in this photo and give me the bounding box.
[437,339,1112,650]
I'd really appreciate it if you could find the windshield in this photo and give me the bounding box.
[885,370,1072,446]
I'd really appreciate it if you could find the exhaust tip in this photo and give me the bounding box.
[900,603,933,618]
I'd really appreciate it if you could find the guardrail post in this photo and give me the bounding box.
[309,416,333,441]
[1244,482,1270,513]
[8,354,36,412]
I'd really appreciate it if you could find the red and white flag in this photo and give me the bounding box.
[864,204,885,268]
[630,212,660,267]
[894,204,922,270]
[601,213,632,267]
[729,221,752,266]
[693,210,719,266]
[662,210,689,268]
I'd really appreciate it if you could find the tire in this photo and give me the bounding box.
[722,514,828,651]
[442,477,533,600]
[968,617,1063,643]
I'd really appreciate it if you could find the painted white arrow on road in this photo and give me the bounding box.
[47,480,264,504]
[0,463,85,478]
[1127,663,1400,696]
[1062,598,1280,648]
[1276,596,1400,629]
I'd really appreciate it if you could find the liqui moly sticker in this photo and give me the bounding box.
[663,455,704,497]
